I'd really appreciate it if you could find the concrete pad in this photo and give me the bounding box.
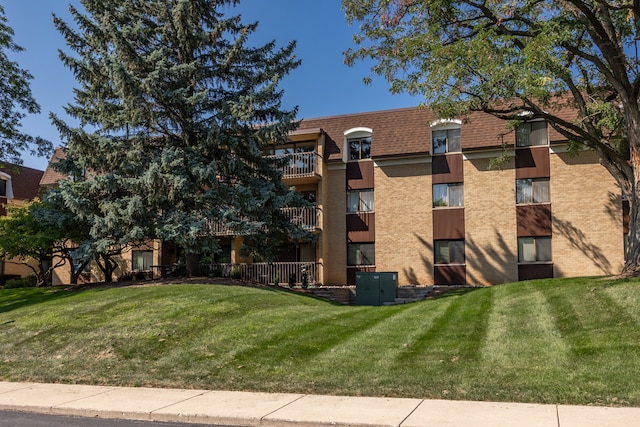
[152,390,304,426]
[557,404,640,427]
[0,382,115,413]
[51,386,207,421]
[263,394,423,427]
[402,399,558,427]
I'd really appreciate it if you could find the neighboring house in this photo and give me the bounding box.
[0,162,45,278]
[42,106,625,286]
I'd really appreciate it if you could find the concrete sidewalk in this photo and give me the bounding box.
[0,381,638,427]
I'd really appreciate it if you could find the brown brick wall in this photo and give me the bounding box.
[321,166,347,285]
[550,149,623,277]
[463,155,519,285]
[374,160,433,285]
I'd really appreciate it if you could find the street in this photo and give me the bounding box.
[0,410,228,426]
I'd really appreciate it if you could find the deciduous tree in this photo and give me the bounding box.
[0,202,66,286]
[0,5,51,164]
[52,0,309,275]
[343,0,640,275]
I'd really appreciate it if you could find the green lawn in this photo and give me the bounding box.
[1,277,639,406]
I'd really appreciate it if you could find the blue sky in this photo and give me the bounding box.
[3,0,421,171]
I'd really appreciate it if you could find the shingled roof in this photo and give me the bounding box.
[297,106,573,161]
[39,147,67,187]
[0,162,44,201]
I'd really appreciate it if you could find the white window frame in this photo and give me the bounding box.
[430,119,462,155]
[344,127,373,162]
[0,172,14,199]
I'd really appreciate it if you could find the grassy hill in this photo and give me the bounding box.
[1,277,639,406]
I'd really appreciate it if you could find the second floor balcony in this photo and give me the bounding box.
[208,205,319,236]
[269,152,321,181]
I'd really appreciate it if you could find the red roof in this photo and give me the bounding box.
[39,147,67,187]
[297,105,573,161]
[0,162,44,201]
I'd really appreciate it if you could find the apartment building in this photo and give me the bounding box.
[0,162,45,278]
[42,106,624,286]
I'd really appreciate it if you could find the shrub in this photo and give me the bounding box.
[4,275,38,289]
[0,274,20,287]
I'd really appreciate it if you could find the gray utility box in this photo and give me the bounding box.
[355,272,398,306]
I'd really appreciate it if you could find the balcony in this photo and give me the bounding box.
[281,206,318,231]
[208,205,319,236]
[205,262,318,286]
[270,152,321,182]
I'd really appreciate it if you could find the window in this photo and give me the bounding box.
[518,237,551,263]
[432,128,461,154]
[132,250,153,271]
[347,189,374,212]
[348,243,375,266]
[516,121,548,147]
[516,178,550,204]
[433,183,463,207]
[0,179,5,197]
[435,240,465,264]
[348,136,371,160]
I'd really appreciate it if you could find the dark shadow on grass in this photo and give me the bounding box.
[428,286,482,300]
[0,287,73,315]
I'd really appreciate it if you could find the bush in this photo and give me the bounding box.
[4,275,38,289]
[0,274,20,287]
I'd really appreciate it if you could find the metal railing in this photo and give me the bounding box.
[208,206,318,236]
[281,206,318,230]
[268,152,319,179]
[205,262,318,286]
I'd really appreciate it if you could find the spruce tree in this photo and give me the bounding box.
[52,0,308,276]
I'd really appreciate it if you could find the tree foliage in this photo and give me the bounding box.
[52,0,309,274]
[344,0,640,274]
[0,202,66,286]
[0,5,51,165]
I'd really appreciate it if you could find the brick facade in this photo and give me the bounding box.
[40,106,625,287]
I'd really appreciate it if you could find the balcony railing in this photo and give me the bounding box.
[281,206,318,230]
[269,152,319,179]
[208,205,318,236]
[205,262,318,286]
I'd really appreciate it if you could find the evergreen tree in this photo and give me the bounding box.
[0,5,51,164]
[52,0,309,275]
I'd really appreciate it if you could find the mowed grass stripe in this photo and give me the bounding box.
[478,283,571,403]
[2,279,640,405]
[397,288,493,365]
[482,282,569,368]
[300,300,454,397]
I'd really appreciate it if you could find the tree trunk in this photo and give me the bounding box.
[95,253,117,283]
[621,121,640,277]
[185,250,200,277]
[69,259,91,285]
